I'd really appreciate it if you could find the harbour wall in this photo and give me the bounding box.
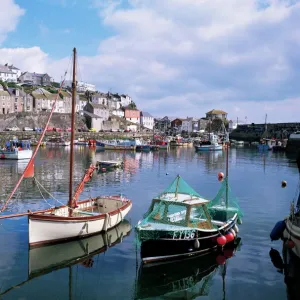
[230,122,300,152]
[230,122,300,141]
[0,131,154,145]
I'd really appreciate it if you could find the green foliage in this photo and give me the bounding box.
[128,101,137,109]
[52,82,60,88]
[7,82,18,88]
[44,86,58,94]
[206,118,223,132]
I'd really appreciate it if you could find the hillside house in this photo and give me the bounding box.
[124,108,140,125]
[64,80,96,92]
[120,94,132,107]
[32,88,57,112]
[7,88,23,112]
[206,109,228,120]
[140,112,154,130]
[0,85,13,114]
[0,65,18,83]
[19,72,52,86]
[59,91,72,114]
[5,64,22,78]
[84,102,109,131]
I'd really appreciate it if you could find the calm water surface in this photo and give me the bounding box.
[0,146,298,299]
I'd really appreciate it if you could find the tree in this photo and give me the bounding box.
[205,118,223,132]
[128,101,137,109]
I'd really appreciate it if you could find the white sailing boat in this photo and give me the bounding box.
[0,48,132,247]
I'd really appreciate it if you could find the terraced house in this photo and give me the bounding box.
[0,85,13,114]
[32,88,57,112]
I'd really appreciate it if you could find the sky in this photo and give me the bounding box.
[1,0,300,123]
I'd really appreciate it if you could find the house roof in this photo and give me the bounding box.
[89,102,108,109]
[0,65,14,74]
[206,109,227,115]
[141,111,153,118]
[5,64,20,70]
[83,111,101,118]
[60,91,71,97]
[0,91,10,96]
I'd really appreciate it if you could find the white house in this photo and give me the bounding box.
[181,117,199,133]
[120,94,132,107]
[5,64,22,78]
[0,65,18,83]
[91,92,108,106]
[112,108,124,118]
[140,111,154,130]
[64,80,96,92]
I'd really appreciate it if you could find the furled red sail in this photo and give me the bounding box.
[24,161,34,178]
[72,164,96,207]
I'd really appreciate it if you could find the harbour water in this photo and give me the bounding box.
[0,146,299,299]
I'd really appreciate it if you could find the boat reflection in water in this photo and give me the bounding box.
[136,238,241,300]
[0,220,131,297]
[269,244,300,300]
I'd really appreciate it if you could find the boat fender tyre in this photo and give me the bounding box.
[194,239,200,249]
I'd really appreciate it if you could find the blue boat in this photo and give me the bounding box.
[136,145,151,151]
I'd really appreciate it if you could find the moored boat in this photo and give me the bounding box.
[195,141,223,151]
[0,48,133,248]
[46,137,71,146]
[270,152,300,258]
[96,160,123,169]
[97,139,138,150]
[135,172,243,264]
[0,148,32,160]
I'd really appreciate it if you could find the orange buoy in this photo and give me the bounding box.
[218,172,224,179]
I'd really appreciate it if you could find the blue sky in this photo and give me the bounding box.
[1,0,300,122]
[3,0,116,58]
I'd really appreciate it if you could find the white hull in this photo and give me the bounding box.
[0,149,33,160]
[46,141,71,146]
[29,197,132,247]
[29,219,131,276]
[283,218,300,258]
[195,145,223,151]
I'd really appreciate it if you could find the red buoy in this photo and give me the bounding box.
[217,235,227,246]
[216,255,226,265]
[218,172,224,179]
[225,232,235,243]
[223,249,234,258]
[218,177,224,182]
[1,154,5,159]
[287,239,295,249]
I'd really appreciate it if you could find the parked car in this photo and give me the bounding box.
[54,127,62,132]
[89,128,96,132]
[46,126,54,132]
[23,127,33,131]
[6,126,20,131]
[78,127,88,132]
[65,127,72,132]
[34,127,42,132]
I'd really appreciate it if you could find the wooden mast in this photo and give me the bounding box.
[68,47,77,215]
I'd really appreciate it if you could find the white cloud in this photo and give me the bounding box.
[2,0,300,122]
[0,0,24,44]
